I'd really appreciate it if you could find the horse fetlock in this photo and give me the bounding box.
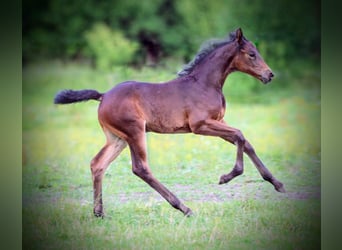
[233,164,243,176]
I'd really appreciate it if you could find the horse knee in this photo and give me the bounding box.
[234,130,245,145]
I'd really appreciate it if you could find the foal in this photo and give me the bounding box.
[54,28,285,217]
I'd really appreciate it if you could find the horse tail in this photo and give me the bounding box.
[54,89,103,104]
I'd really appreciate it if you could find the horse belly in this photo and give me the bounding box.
[145,115,191,134]
[148,126,191,134]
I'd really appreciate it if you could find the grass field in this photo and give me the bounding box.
[23,61,320,249]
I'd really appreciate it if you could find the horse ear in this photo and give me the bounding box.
[236,28,243,45]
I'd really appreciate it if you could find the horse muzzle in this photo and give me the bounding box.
[260,70,274,84]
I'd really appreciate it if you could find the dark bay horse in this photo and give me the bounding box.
[54,28,285,217]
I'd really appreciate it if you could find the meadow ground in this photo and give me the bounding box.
[23,61,320,249]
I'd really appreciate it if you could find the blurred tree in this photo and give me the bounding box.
[23,0,320,66]
[84,23,138,71]
[23,0,102,61]
[230,0,320,64]
[107,0,188,65]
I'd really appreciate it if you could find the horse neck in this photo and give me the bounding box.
[192,42,238,89]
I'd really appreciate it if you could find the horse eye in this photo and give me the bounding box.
[248,52,256,58]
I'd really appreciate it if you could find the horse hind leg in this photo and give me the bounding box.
[90,132,127,217]
[126,128,193,216]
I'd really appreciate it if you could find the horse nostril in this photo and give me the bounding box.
[269,72,274,78]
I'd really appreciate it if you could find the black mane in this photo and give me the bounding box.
[177,31,237,77]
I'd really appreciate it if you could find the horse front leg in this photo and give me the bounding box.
[190,119,246,185]
[244,140,285,192]
[191,119,285,192]
[215,120,285,192]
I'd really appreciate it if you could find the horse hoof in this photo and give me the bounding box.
[218,174,229,185]
[94,211,105,218]
[184,209,194,217]
[275,183,286,193]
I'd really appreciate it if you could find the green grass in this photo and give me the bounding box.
[23,61,320,249]
[23,200,320,250]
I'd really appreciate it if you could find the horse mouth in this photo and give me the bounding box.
[259,72,274,84]
[261,77,272,84]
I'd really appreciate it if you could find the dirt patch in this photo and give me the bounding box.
[113,181,320,204]
[23,180,320,208]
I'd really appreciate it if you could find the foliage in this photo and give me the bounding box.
[84,23,138,70]
[23,0,320,66]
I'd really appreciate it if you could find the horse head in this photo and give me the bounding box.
[230,28,274,84]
